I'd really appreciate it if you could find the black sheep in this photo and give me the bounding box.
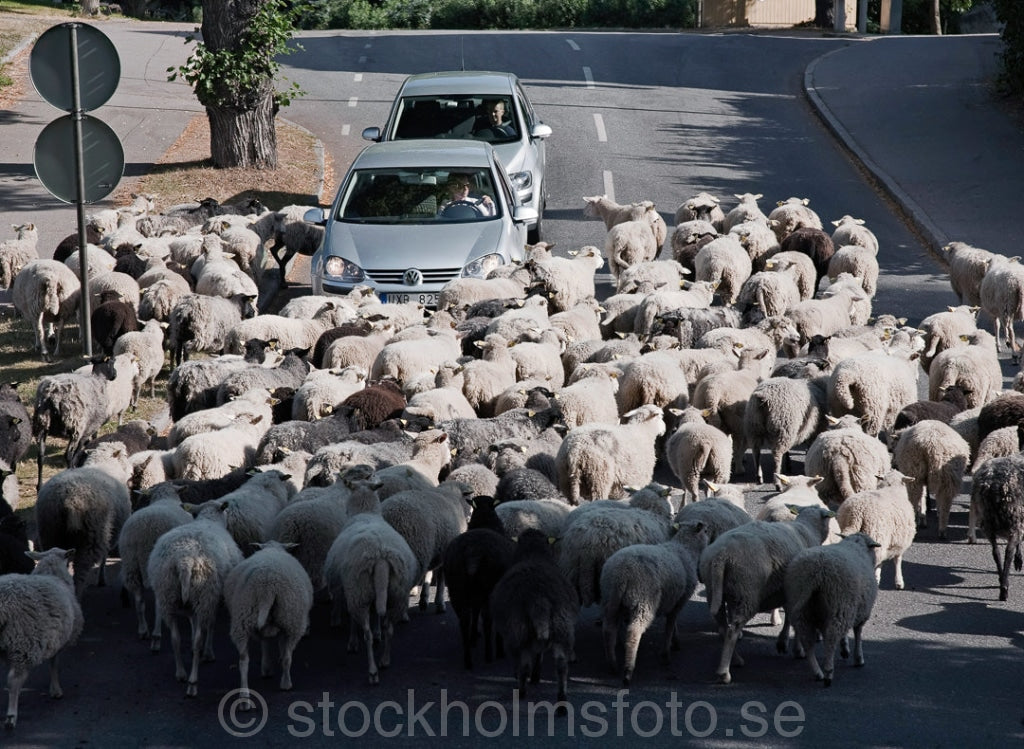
[978,391,1024,443]
[0,383,32,470]
[91,290,139,356]
[893,386,969,432]
[0,515,34,575]
[778,227,835,292]
[53,225,102,263]
[312,321,372,369]
[339,378,407,432]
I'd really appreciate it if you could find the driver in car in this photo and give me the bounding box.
[440,173,495,216]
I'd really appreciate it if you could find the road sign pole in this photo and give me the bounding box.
[68,23,93,358]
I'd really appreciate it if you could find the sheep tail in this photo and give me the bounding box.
[256,596,274,632]
[373,558,389,619]
[529,598,552,644]
[178,556,195,605]
[706,555,726,618]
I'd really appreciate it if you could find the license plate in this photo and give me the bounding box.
[380,292,439,307]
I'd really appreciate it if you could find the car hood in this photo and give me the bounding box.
[493,142,526,173]
[327,219,507,268]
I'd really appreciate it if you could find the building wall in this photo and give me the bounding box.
[701,0,858,29]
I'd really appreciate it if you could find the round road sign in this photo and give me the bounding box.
[34,114,124,203]
[30,22,120,113]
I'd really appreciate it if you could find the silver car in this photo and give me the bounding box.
[362,70,551,242]
[308,140,537,307]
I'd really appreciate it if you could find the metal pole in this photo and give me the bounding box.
[69,23,92,358]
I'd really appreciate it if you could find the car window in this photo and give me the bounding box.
[516,83,536,129]
[392,95,519,145]
[337,167,499,224]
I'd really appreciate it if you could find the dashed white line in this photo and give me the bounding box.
[358,55,367,64]
[603,170,615,203]
[582,66,594,88]
[364,43,372,48]
[566,39,579,51]
[342,124,351,136]
[593,113,607,142]
[348,97,358,107]
[354,73,363,82]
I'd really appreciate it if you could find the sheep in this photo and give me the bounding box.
[583,195,663,240]
[224,303,351,356]
[736,268,801,320]
[785,276,869,348]
[675,192,725,229]
[892,420,970,537]
[211,470,295,554]
[35,447,132,598]
[440,405,564,470]
[441,496,517,669]
[804,415,892,505]
[698,505,835,683]
[837,470,917,589]
[827,347,920,440]
[745,374,828,484]
[215,347,312,406]
[600,519,708,685]
[0,222,39,290]
[490,528,579,707]
[979,253,1024,356]
[337,378,408,432]
[927,329,1002,408]
[11,259,81,360]
[138,276,192,323]
[322,476,418,683]
[777,227,835,292]
[146,500,244,695]
[172,413,270,481]
[167,293,258,366]
[665,407,733,503]
[0,511,33,574]
[90,289,140,357]
[444,463,500,500]
[721,192,767,233]
[223,541,314,708]
[493,498,571,539]
[437,267,532,312]
[373,429,453,495]
[942,241,994,306]
[917,305,980,374]
[828,244,880,296]
[204,218,262,278]
[117,485,193,638]
[0,383,32,473]
[549,297,605,344]
[977,390,1024,444]
[528,246,604,312]
[730,219,780,272]
[112,318,165,407]
[0,547,83,729]
[783,532,880,685]
[266,204,324,286]
[669,219,718,277]
[88,270,141,312]
[830,215,879,256]
[674,493,752,543]
[763,251,817,301]
[289,366,366,421]
[77,418,155,464]
[768,197,822,243]
[632,281,717,338]
[556,404,665,505]
[969,451,1024,599]
[692,234,752,305]
[369,329,462,389]
[604,220,659,281]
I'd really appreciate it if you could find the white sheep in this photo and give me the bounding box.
[549,297,605,343]
[837,470,917,589]
[615,350,693,416]
[223,541,314,708]
[369,328,462,388]
[167,292,258,366]
[892,420,970,537]
[11,259,81,360]
[804,415,892,505]
[583,195,665,246]
[0,223,39,290]
[783,532,880,686]
[768,196,822,243]
[698,505,835,683]
[764,251,817,301]
[731,219,780,270]
[461,333,518,417]
[632,281,717,338]
[828,244,880,297]
[785,275,869,347]
[830,215,879,256]
[291,366,366,421]
[529,246,604,312]
[437,267,531,312]
[146,500,244,695]
[213,470,296,553]
[827,347,919,439]
[942,240,994,306]
[675,493,752,542]
[665,407,733,503]
[0,548,83,729]
[600,519,709,685]
[556,404,666,504]
[978,253,1024,356]
[675,192,725,229]
[917,305,979,374]
[604,220,659,280]
[745,374,828,484]
[721,192,767,233]
[172,413,270,481]
[693,234,752,305]
[927,329,1002,408]
[495,498,573,538]
[224,303,351,356]
[112,319,166,407]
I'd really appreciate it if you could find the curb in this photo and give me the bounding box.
[1,32,39,66]
[803,41,950,256]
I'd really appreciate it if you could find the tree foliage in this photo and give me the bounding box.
[994,0,1024,96]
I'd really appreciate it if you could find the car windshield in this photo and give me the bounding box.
[336,168,501,225]
[392,96,520,145]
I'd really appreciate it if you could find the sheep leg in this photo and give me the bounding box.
[5,665,28,729]
[893,554,906,590]
[803,635,825,682]
[515,652,532,698]
[775,610,792,654]
[482,606,496,664]
[236,637,254,711]
[346,614,361,653]
[202,626,216,662]
[663,606,683,658]
[530,651,542,684]
[379,619,394,670]
[97,555,108,587]
[361,612,380,685]
[260,637,274,678]
[432,567,447,613]
[169,616,187,681]
[967,497,978,544]
[186,615,203,697]
[552,643,569,715]
[417,572,430,612]
[935,484,954,540]
[601,616,619,674]
[821,627,840,687]
[150,601,164,652]
[457,607,475,670]
[715,623,743,684]
[133,588,149,638]
[279,632,301,691]
[907,479,928,529]
[48,653,64,699]
[998,534,1020,602]
[852,623,866,667]
[36,432,47,492]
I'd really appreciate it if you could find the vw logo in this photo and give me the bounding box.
[403,268,423,286]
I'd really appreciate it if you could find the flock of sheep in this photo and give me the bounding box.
[0,187,1021,729]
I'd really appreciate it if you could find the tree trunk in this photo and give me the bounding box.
[80,0,100,15]
[930,0,943,34]
[814,0,834,27]
[200,0,278,169]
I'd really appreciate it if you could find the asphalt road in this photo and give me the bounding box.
[4,29,1023,748]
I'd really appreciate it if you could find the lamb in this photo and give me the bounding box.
[665,407,733,503]
[830,215,879,256]
[979,253,1024,356]
[927,329,1002,408]
[490,528,579,707]
[0,222,39,289]
[112,318,165,406]
[146,500,244,695]
[827,347,920,439]
[828,244,880,296]
[745,374,828,484]
[117,485,193,638]
[892,420,969,537]
[322,475,418,683]
[969,452,1024,599]
[224,303,351,356]
[600,519,708,685]
[693,234,752,305]
[0,548,83,729]
[837,470,917,589]
[698,505,835,683]
[942,240,994,306]
[223,541,314,708]
[445,463,500,499]
[556,404,666,504]
[35,445,132,598]
[604,220,659,280]
[442,496,517,669]
[11,259,81,360]
[803,415,892,505]
[721,192,767,233]
[783,532,880,685]
[167,292,259,366]
[675,192,725,229]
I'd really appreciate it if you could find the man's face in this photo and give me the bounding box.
[488,102,505,125]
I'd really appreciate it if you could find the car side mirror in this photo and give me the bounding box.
[513,206,539,224]
[362,126,382,142]
[304,207,328,225]
[530,123,552,140]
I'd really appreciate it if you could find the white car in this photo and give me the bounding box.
[308,140,537,307]
[362,70,551,242]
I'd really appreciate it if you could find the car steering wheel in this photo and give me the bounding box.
[440,199,486,218]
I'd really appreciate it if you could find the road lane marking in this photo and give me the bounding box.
[582,66,594,88]
[359,55,367,64]
[354,73,363,82]
[342,124,351,136]
[603,170,615,202]
[593,113,606,142]
[566,39,579,51]
[348,97,358,107]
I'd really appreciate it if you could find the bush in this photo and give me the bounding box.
[994,0,1024,96]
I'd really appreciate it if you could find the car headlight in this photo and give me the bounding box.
[509,171,533,191]
[323,256,365,282]
[462,253,505,279]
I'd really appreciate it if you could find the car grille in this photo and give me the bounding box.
[364,267,462,285]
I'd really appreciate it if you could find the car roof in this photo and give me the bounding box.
[397,71,518,97]
[352,139,497,169]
